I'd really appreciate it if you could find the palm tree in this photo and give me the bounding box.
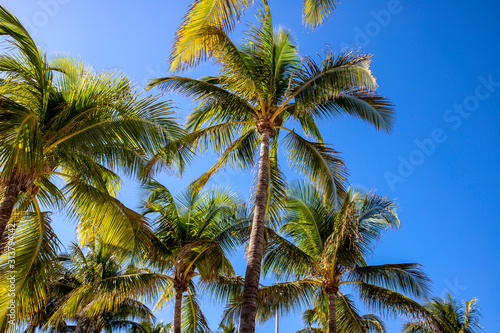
[262,182,431,333]
[0,3,187,248]
[42,241,164,333]
[170,0,342,71]
[149,5,394,333]
[403,294,481,333]
[0,6,187,326]
[143,182,242,333]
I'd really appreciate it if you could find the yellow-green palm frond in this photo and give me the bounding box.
[0,208,61,332]
[302,0,341,29]
[170,0,254,72]
[283,131,347,201]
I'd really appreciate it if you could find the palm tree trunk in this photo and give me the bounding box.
[239,129,271,333]
[328,292,337,333]
[173,288,183,333]
[0,182,20,245]
[74,315,84,333]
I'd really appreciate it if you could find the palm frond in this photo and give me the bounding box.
[170,0,254,72]
[283,131,347,201]
[302,0,340,29]
[181,292,212,333]
[345,263,431,299]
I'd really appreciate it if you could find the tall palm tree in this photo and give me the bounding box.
[262,182,431,333]
[170,0,342,71]
[43,242,164,333]
[403,294,481,333]
[149,5,394,333]
[143,182,242,333]
[0,3,187,248]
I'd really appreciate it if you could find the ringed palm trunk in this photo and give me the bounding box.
[0,182,21,245]
[173,287,184,333]
[328,292,337,333]
[239,129,272,333]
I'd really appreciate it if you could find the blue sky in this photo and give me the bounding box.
[3,0,500,331]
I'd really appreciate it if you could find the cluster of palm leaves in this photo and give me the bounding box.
[0,2,482,333]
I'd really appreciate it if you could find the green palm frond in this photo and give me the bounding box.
[360,314,387,333]
[189,128,258,191]
[283,131,347,200]
[355,282,430,320]
[336,292,385,333]
[255,281,318,323]
[200,275,245,304]
[263,229,317,280]
[345,263,431,299]
[181,292,212,333]
[402,294,482,333]
[288,49,395,133]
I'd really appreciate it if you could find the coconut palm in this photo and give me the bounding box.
[170,0,342,71]
[402,293,481,333]
[40,241,164,333]
[143,182,243,333]
[149,5,394,332]
[0,6,187,327]
[0,3,187,248]
[262,182,431,333]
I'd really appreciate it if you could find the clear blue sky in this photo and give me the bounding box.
[3,0,500,331]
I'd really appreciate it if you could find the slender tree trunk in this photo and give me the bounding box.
[328,292,337,333]
[74,315,84,333]
[0,182,20,245]
[239,130,271,333]
[173,288,183,333]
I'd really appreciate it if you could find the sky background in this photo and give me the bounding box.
[2,0,500,331]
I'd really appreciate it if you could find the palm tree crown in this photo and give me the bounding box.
[170,0,343,71]
[403,294,482,333]
[25,241,164,333]
[0,3,186,251]
[143,182,241,333]
[263,182,431,333]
